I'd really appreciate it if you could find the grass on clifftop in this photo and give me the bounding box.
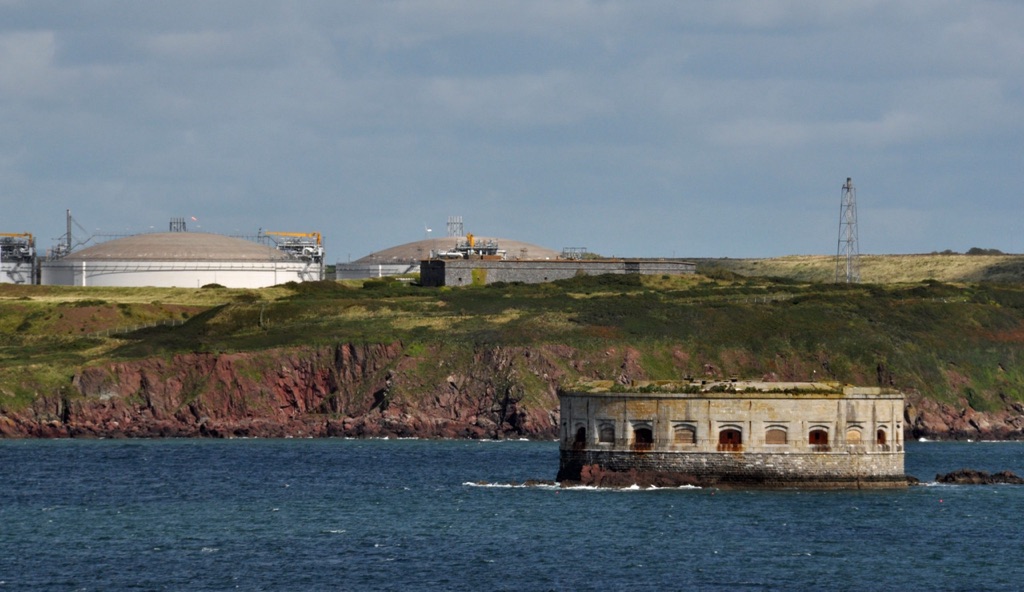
[4,256,1024,413]
[696,252,1024,283]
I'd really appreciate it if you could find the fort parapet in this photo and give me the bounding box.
[558,380,906,489]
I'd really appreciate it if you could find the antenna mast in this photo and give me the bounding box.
[835,177,860,283]
[446,215,464,238]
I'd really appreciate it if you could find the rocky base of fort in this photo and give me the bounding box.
[558,463,911,489]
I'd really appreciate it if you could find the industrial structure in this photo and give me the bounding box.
[421,257,695,286]
[40,218,325,288]
[836,177,861,283]
[259,231,325,280]
[0,233,36,284]
[419,233,694,286]
[431,233,503,259]
[558,380,906,489]
[337,235,561,280]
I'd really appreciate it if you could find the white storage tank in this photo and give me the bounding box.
[41,232,317,288]
[0,233,36,284]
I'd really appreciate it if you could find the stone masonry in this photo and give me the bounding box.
[558,380,906,489]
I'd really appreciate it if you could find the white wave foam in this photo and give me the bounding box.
[558,483,702,491]
[463,481,559,490]
[463,480,702,491]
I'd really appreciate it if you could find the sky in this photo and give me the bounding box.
[1,1,1022,260]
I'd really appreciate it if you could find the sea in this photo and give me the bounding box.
[2,438,1023,592]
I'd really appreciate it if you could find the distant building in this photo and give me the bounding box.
[0,233,36,284]
[420,258,696,287]
[41,232,320,288]
[338,235,560,281]
[558,380,906,489]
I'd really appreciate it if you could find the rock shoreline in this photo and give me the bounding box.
[3,344,1024,442]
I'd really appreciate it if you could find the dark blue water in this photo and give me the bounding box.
[2,439,1023,591]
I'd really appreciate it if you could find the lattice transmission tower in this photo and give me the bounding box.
[835,177,860,283]
[446,215,464,237]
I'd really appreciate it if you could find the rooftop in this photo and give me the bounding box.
[61,233,292,262]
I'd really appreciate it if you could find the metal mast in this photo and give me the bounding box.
[446,215,464,238]
[835,177,860,283]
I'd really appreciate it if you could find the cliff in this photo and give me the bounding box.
[5,275,1024,440]
[3,341,1024,441]
[0,343,562,440]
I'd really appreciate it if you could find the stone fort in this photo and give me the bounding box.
[558,380,906,489]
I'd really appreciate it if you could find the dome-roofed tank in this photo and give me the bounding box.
[42,232,317,288]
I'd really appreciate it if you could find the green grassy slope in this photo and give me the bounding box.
[3,264,1024,417]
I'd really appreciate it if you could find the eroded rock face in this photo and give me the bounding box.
[4,344,1024,441]
[1,342,564,440]
[904,393,1024,441]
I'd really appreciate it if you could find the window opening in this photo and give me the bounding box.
[573,427,586,450]
[809,428,830,451]
[633,427,654,451]
[718,428,742,451]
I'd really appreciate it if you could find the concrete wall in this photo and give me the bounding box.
[40,260,313,288]
[558,384,906,488]
[336,263,418,280]
[420,259,696,287]
[1,261,34,284]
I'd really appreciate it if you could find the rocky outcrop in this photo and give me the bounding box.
[0,342,563,440]
[4,342,1024,441]
[904,392,1024,441]
[935,469,1024,485]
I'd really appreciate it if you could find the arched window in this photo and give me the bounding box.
[633,427,654,451]
[809,428,829,451]
[598,423,615,444]
[674,425,696,445]
[846,429,862,444]
[765,427,787,445]
[718,428,742,451]
[573,426,586,450]
[876,428,889,450]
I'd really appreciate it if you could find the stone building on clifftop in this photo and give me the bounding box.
[558,380,906,489]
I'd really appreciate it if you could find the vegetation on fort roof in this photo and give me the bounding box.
[4,252,1024,412]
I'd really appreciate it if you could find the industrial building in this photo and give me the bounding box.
[421,257,696,287]
[0,233,36,284]
[338,235,560,280]
[412,228,695,286]
[40,231,322,288]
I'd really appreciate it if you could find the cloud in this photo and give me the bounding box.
[1,1,1023,258]
[0,31,58,97]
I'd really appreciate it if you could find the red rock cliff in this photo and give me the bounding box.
[1,342,562,439]
[2,342,1023,440]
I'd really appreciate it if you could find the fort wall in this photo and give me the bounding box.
[558,381,906,488]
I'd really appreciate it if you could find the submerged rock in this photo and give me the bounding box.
[935,468,1024,485]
